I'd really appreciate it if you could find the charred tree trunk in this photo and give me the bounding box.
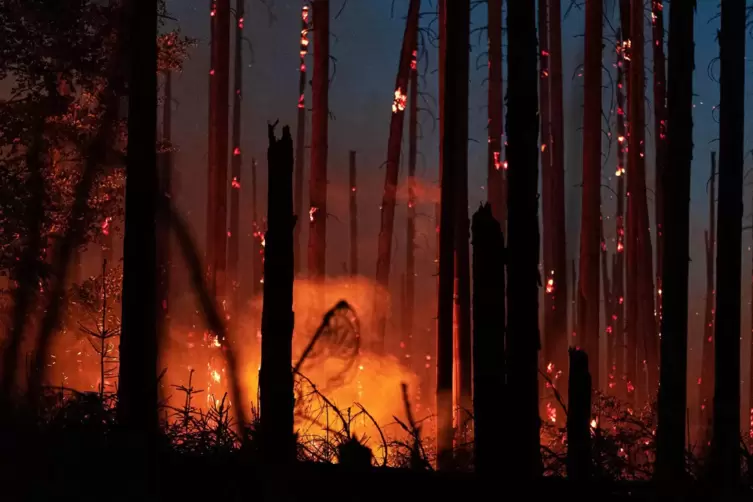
[472,204,506,476]
[613,28,627,400]
[251,158,263,295]
[547,0,568,395]
[405,29,418,369]
[308,0,329,279]
[567,348,592,481]
[260,125,296,465]
[578,0,602,388]
[600,216,611,390]
[656,0,693,483]
[711,0,745,489]
[506,0,542,479]
[118,0,159,492]
[294,5,310,277]
[436,0,461,470]
[158,71,173,336]
[206,0,217,291]
[487,0,504,224]
[374,0,421,348]
[349,151,358,276]
[652,0,667,338]
[700,152,716,446]
[228,0,244,323]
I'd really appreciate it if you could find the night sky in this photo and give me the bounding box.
[162,0,752,407]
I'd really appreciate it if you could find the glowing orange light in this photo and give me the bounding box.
[546,402,557,423]
[309,206,318,222]
[546,278,555,294]
[101,216,112,236]
[231,177,240,189]
[233,147,241,156]
[392,87,407,113]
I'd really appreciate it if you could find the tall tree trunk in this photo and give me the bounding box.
[349,151,358,276]
[506,0,542,480]
[547,0,568,397]
[118,0,159,492]
[652,0,667,339]
[472,204,506,476]
[374,0,421,349]
[578,0,602,388]
[294,5,310,277]
[228,0,244,323]
[567,348,592,481]
[308,0,329,279]
[700,151,716,447]
[712,0,745,489]
[656,0,693,483]
[251,158,263,295]
[158,71,173,336]
[487,0,505,224]
[436,0,461,470]
[260,125,296,466]
[600,215,611,390]
[405,28,418,370]
[206,0,217,293]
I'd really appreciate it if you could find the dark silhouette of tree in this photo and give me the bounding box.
[294,5,310,276]
[487,0,505,226]
[567,348,591,480]
[228,0,244,323]
[652,0,667,333]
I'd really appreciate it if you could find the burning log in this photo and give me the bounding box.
[227,0,244,323]
[260,124,296,465]
[578,0,602,389]
[471,203,506,476]
[699,152,716,446]
[294,4,310,277]
[567,348,592,481]
[487,0,505,226]
[652,0,667,336]
[374,0,421,348]
[711,0,745,489]
[349,151,358,276]
[506,0,542,479]
[656,0,693,483]
[308,0,329,280]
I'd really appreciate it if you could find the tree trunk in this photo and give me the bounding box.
[487,0,504,225]
[228,0,244,323]
[294,5,310,277]
[712,0,745,489]
[700,152,716,447]
[578,0,602,388]
[506,0,542,480]
[260,125,296,466]
[652,0,667,340]
[567,348,592,481]
[656,0,693,483]
[374,0,421,349]
[308,0,329,280]
[251,158,263,295]
[349,151,358,276]
[405,27,418,370]
[547,0,568,398]
[118,0,159,492]
[600,215,611,391]
[471,204,506,476]
[158,70,173,336]
[206,0,218,293]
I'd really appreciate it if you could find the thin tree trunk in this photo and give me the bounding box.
[349,151,358,276]
[206,0,218,293]
[600,215,611,391]
[652,0,667,340]
[506,0,542,479]
[578,0,602,388]
[374,0,421,349]
[700,151,716,447]
[158,71,173,336]
[613,27,627,400]
[405,27,418,370]
[260,125,296,466]
[308,0,329,279]
[118,0,159,492]
[487,0,504,224]
[214,0,230,309]
[567,348,592,480]
[228,0,244,322]
[547,0,568,396]
[712,0,745,488]
[656,0,693,483]
[472,203,506,476]
[294,5,310,277]
[251,158,263,295]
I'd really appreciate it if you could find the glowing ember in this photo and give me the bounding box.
[493,151,502,170]
[590,418,598,429]
[392,87,407,113]
[546,278,555,294]
[101,216,112,236]
[309,206,318,222]
[546,402,557,423]
[233,147,241,156]
[626,380,635,394]
[231,177,241,189]
[546,362,554,374]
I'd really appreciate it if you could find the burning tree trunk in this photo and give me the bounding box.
[472,203,506,476]
[711,0,745,488]
[578,0,602,387]
[436,0,462,470]
[158,70,173,335]
[374,0,420,347]
[546,0,569,397]
[308,0,329,279]
[652,0,667,337]
[260,125,296,465]
[228,0,244,322]
[349,151,358,276]
[294,5,310,276]
[405,28,418,369]
[251,158,263,295]
[487,0,504,225]
[118,0,159,490]
[656,0,693,483]
[700,152,716,445]
[567,348,592,481]
[506,0,542,479]
[628,0,657,402]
